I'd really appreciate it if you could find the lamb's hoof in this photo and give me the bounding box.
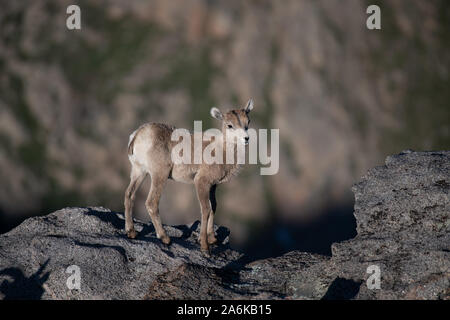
[126,229,138,239]
[160,235,171,245]
[201,248,211,257]
[207,235,217,245]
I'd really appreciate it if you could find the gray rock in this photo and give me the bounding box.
[144,251,328,299]
[288,151,450,300]
[0,207,241,299]
[0,151,449,299]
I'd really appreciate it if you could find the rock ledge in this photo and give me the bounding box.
[0,151,448,300]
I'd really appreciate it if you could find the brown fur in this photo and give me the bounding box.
[124,99,254,255]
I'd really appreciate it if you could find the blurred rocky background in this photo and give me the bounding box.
[0,0,448,258]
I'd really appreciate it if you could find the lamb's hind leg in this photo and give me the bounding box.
[145,173,171,245]
[124,165,147,238]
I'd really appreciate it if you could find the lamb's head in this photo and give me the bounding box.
[210,99,254,146]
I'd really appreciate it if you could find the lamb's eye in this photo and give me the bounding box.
[227,124,233,129]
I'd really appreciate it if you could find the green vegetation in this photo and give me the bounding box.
[154,44,218,128]
[258,38,279,128]
[0,71,48,177]
[38,1,159,105]
[41,178,83,214]
[367,0,450,153]
[259,38,280,225]
[30,0,220,214]
[0,9,28,60]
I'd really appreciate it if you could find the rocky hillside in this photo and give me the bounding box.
[0,151,448,299]
[1,0,449,249]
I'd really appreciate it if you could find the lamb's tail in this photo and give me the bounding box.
[127,128,140,156]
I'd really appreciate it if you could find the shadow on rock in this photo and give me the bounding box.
[321,277,363,300]
[85,208,124,230]
[0,259,50,300]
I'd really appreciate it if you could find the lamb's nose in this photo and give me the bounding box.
[245,136,249,142]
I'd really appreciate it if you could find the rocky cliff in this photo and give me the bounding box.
[0,151,448,299]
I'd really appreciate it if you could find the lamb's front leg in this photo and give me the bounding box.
[195,176,213,256]
[207,184,217,245]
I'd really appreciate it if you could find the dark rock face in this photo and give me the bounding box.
[0,151,448,300]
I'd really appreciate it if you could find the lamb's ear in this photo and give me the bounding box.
[244,98,254,113]
[210,107,223,120]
